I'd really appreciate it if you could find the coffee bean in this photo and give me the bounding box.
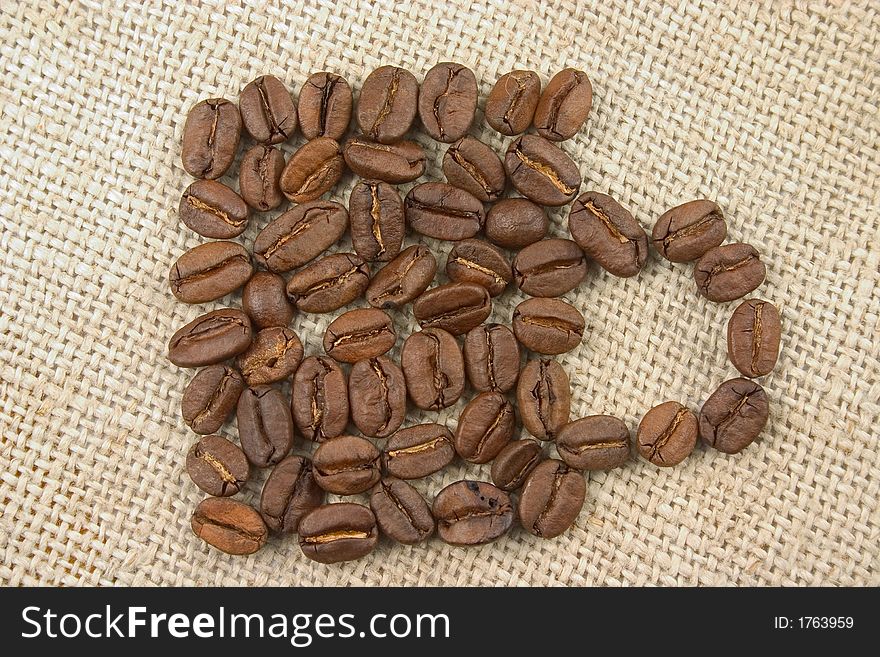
[343,138,426,184]
[298,503,378,563]
[433,481,514,546]
[236,385,294,467]
[485,70,541,136]
[242,271,294,329]
[313,435,381,495]
[401,328,465,410]
[556,416,630,470]
[699,378,769,454]
[463,323,520,393]
[405,182,485,241]
[516,358,571,441]
[169,241,253,304]
[652,199,726,262]
[253,200,348,272]
[442,135,505,201]
[727,299,781,378]
[292,355,349,441]
[370,477,435,544]
[454,391,515,464]
[533,68,592,141]
[192,497,268,555]
[181,365,245,434]
[418,62,477,142]
[636,401,698,467]
[181,98,241,179]
[512,297,585,355]
[168,308,252,368]
[357,65,419,144]
[279,137,344,203]
[569,191,648,277]
[491,439,543,491]
[286,253,370,313]
[366,245,437,309]
[239,144,286,211]
[260,455,324,533]
[349,356,407,438]
[298,72,352,141]
[694,243,766,302]
[236,326,303,386]
[239,75,297,144]
[518,459,585,538]
[382,424,456,479]
[413,282,491,335]
[504,134,580,206]
[323,308,396,363]
[512,238,588,297]
[186,434,250,497]
[348,180,405,262]
[445,239,512,297]
[179,180,249,239]
[484,197,548,249]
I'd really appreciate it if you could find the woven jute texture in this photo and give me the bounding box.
[1,0,878,587]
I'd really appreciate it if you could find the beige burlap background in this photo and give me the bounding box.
[1,0,878,586]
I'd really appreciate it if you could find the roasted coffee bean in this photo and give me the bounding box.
[401,328,465,410]
[348,180,405,262]
[512,238,588,297]
[236,385,294,467]
[323,308,396,363]
[699,378,769,454]
[433,481,514,546]
[518,459,585,538]
[292,356,349,441]
[454,391,515,464]
[413,282,492,335]
[442,135,505,201]
[504,134,580,206]
[533,68,592,141]
[239,75,297,144]
[637,401,698,467]
[366,245,437,309]
[242,271,294,329]
[186,434,250,497]
[513,297,585,355]
[343,138,426,184]
[181,365,245,434]
[260,455,324,533]
[652,199,726,262]
[370,478,435,544]
[491,439,543,491]
[516,358,571,441]
[463,323,520,393]
[313,435,381,495]
[169,241,253,304]
[298,72,352,141]
[485,70,541,136]
[349,356,407,438]
[179,180,249,239]
[484,197,548,249]
[192,497,268,555]
[286,253,370,313]
[238,144,286,211]
[236,326,303,386]
[181,98,241,179]
[382,424,456,479]
[418,62,477,143]
[253,200,348,272]
[279,137,344,203]
[405,182,485,241]
[569,191,648,277]
[298,503,378,563]
[556,416,630,470]
[357,65,419,144]
[694,243,766,302]
[445,239,512,297]
[727,299,781,378]
[168,308,252,368]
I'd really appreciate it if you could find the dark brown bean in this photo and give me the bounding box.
[169,241,253,304]
[405,182,485,241]
[259,455,324,533]
[442,136,505,201]
[348,180,405,262]
[512,238,588,297]
[349,356,407,438]
[445,239,512,297]
[236,385,294,467]
[279,137,344,203]
[179,180,249,239]
[181,98,241,179]
[253,200,348,272]
[192,497,268,555]
[694,243,766,302]
[168,308,252,368]
[298,72,352,141]
[323,308,396,363]
[366,245,437,309]
[238,144,286,211]
[491,439,543,491]
[186,434,250,497]
[556,416,631,470]
[357,65,419,144]
[699,378,769,454]
[418,62,477,142]
[512,297,585,355]
[298,503,378,563]
[181,365,245,434]
[533,68,592,141]
[236,326,303,386]
[505,134,580,206]
[516,358,571,441]
[370,477,435,544]
[454,391,515,464]
[518,459,585,538]
[401,328,465,410]
[484,197,548,249]
[343,138,426,184]
[242,271,294,329]
[433,481,514,546]
[382,424,456,480]
[463,323,520,393]
[569,191,648,277]
[652,199,727,262]
[312,435,381,495]
[239,75,297,144]
[727,299,781,378]
[485,70,541,136]
[413,282,492,335]
[637,401,698,467]
[285,253,370,313]
[291,356,349,442]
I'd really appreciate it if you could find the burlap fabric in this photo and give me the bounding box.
[1,0,877,587]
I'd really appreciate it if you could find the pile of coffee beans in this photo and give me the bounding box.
[171,65,781,561]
